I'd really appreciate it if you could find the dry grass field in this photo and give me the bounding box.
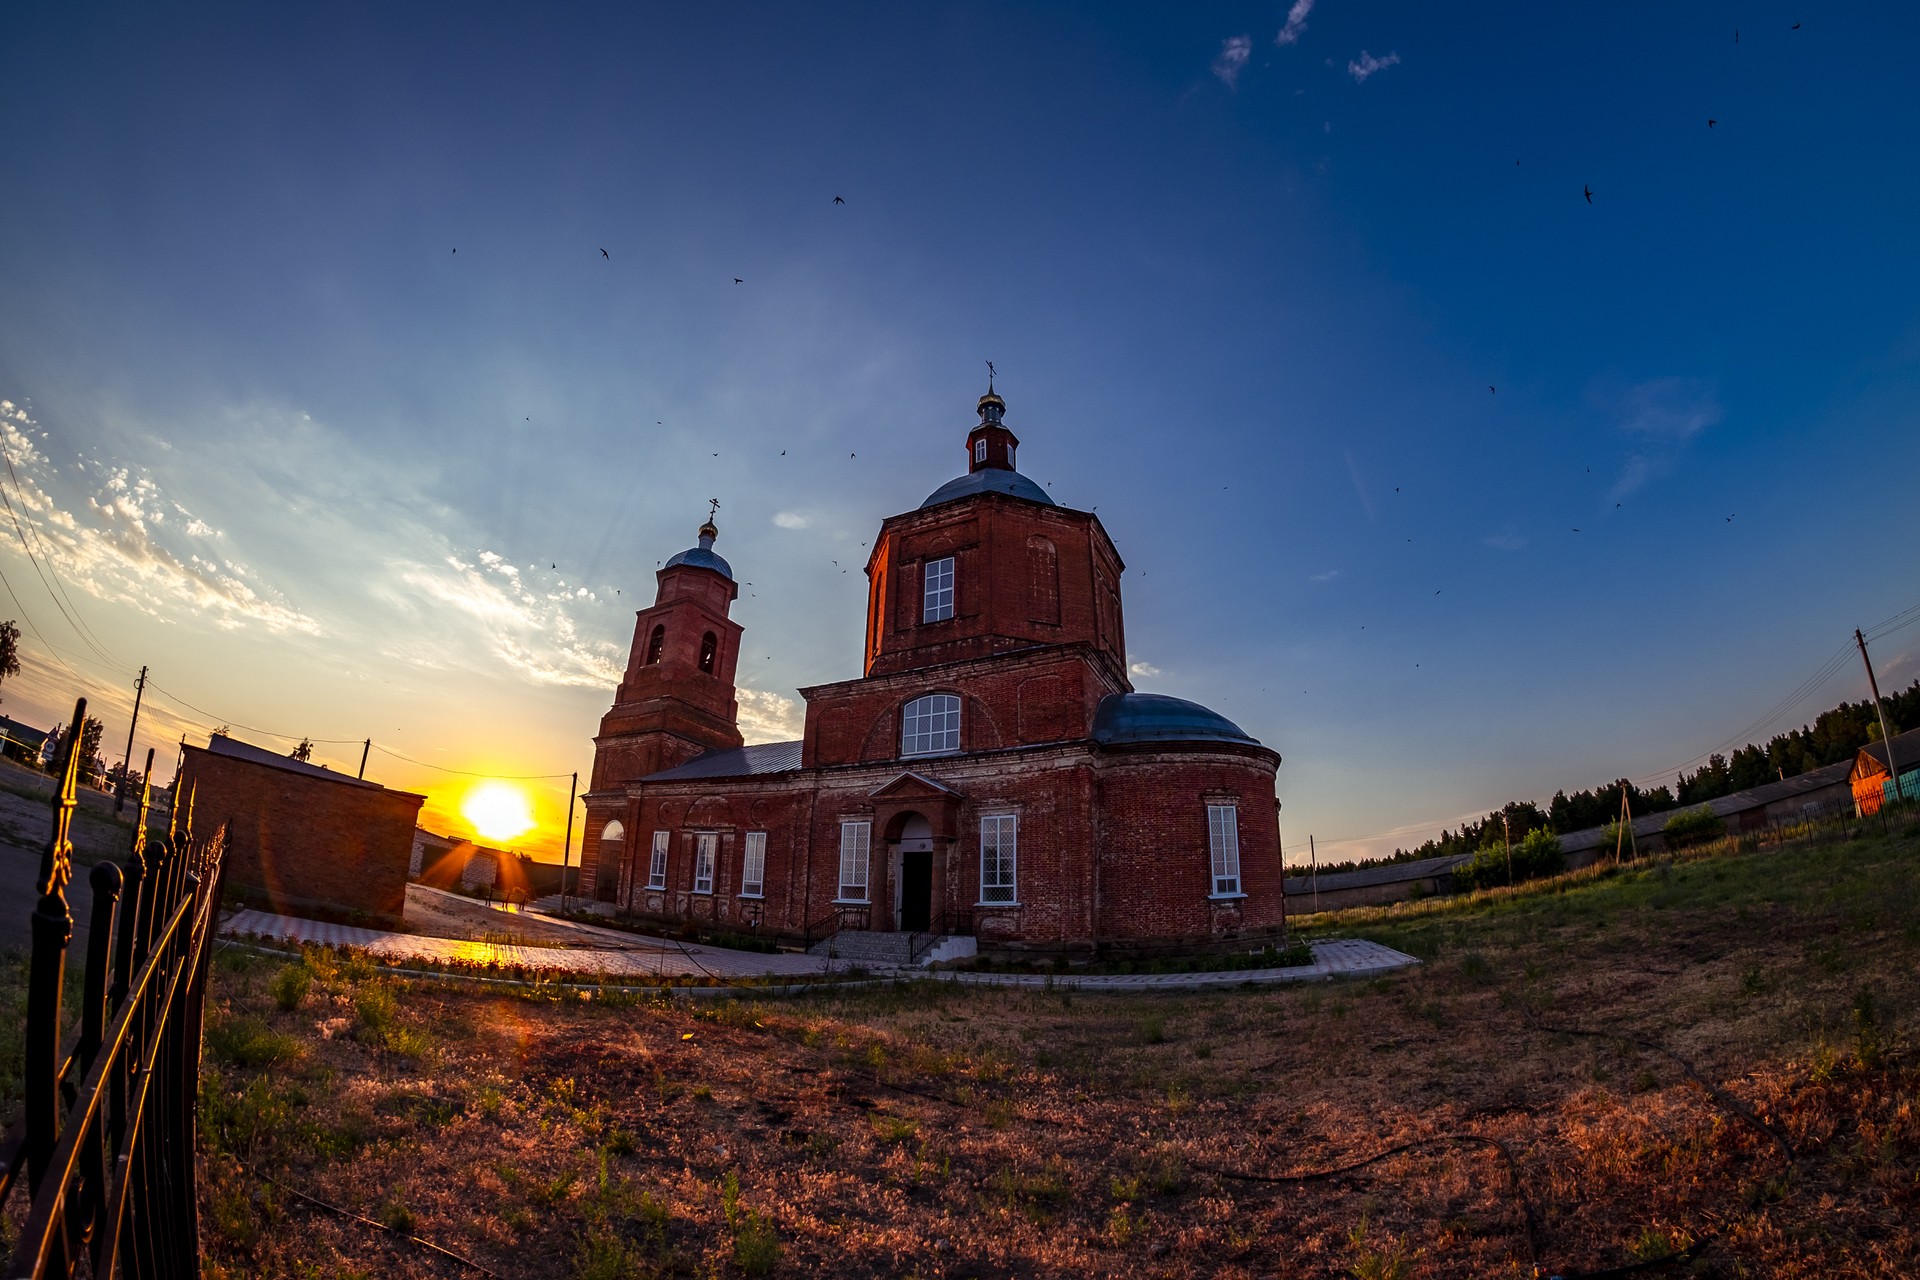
[3,823,1913,1276]
[173,825,1920,1279]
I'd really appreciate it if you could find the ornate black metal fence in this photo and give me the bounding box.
[0,696,227,1279]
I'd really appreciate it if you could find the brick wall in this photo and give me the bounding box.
[178,744,422,928]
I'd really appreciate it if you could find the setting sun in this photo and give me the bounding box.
[461,781,535,843]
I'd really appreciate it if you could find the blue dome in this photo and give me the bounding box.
[662,546,733,579]
[1093,693,1259,746]
[920,469,1056,510]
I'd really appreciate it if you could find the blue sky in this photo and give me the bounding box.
[2,1,1917,859]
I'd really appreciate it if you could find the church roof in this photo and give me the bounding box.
[662,517,734,580]
[661,545,734,579]
[642,740,804,781]
[920,468,1055,510]
[1092,693,1260,747]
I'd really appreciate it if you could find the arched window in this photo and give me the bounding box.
[644,626,664,665]
[601,820,626,846]
[698,631,718,674]
[901,693,961,756]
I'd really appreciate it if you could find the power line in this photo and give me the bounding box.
[0,436,129,672]
[1634,594,1920,788]
[141,680,362,745]
[369,742,575,781]
[0,444,130,675]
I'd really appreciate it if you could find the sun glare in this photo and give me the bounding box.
[462,781,535,843]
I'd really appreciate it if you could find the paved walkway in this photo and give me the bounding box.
[220,907,1418,990]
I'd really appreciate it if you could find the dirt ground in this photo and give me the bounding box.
[188,825,1920,1280]
[0,755,144,949]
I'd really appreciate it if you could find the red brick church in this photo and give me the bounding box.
[579,387,1283,952]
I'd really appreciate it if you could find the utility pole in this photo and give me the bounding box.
[1856,629,1902,802]
[560,771,578,912]
[357,738,370,779]
[115,665,147,813]
[1309,834,1318,914]
[1275,799,1288,944]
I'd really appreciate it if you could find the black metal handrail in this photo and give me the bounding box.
[908,906,976,964]
[800,901,874,949]
[0,698,228,1279]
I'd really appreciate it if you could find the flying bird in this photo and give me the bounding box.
[1489,386,1496,394]
[832,196,845,205]
[601,248,610,259]
[452,247,456,253]
[1726,514,1735,522]
[1583,184,1594,204]
[780,450,786,455]
[1573,528,1581,533]
[733,277,743,284]
[1734,27,1740,43]
[1708,118,1717,128]
[1792,22,1801,29]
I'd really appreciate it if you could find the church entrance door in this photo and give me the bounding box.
[894,814,934,932]
[900,852,932,932]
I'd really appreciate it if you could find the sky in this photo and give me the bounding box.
[2,1,1918,864]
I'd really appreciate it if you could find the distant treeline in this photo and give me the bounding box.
[1315,679,1920,875]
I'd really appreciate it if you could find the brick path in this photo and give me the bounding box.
[220,909,1418,990]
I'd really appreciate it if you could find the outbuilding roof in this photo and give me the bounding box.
[641,740,805,781]
[204,734,383,790]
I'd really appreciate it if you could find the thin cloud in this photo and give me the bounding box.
[1482,527,1528,552]
[1129,660,1162,678]
[1212,35,1252,88]
[1344,450,1377,523]
[394,552,624,689]
[1275,0,1314,46]
[1309,569,1341,582]
[736,688,803,743]
[1600,376,1722,502]
[772,511,810,530]
[1347,50,1401,83]
[0,401,319,634]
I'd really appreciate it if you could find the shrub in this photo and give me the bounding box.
[1452,828,1562,891]
[205,1015,302,1069]
[269,963,312,1012]
[1662,807,1726,849]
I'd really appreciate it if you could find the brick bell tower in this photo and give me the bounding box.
[590,513,745,789]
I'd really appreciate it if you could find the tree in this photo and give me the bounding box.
[48,715,106,785]
[290,738,314,762]
[0,619,19,702]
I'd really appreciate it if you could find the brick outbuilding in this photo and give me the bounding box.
[581,389,1283,953]
[177,734,424,927]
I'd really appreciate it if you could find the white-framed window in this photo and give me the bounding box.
[837,821,871,901]
[693,833,717,894]
[1207,804,1242,896]
[901,693,961,756]
[974,439,987,463]
[980,814,1017,904]
[923,556,954,623]
[647,830,669,888]
[741,831,766,898]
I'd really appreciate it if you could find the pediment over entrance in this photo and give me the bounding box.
[867,770,963,802]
